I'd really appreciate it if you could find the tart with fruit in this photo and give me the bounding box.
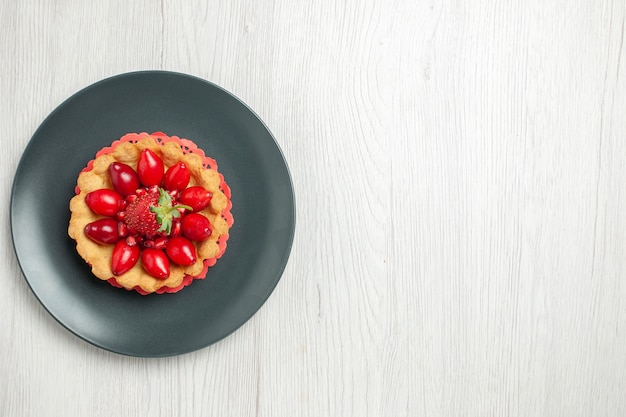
[68,132,233,294]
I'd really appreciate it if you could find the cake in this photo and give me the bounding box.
[68,132,233,294]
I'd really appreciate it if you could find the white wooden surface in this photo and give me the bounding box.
[2,0,626,415]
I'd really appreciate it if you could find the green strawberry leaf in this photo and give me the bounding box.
[150,188,192,235]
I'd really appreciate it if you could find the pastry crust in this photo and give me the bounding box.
[68,133,231,294]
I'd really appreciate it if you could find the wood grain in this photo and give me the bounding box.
[2,0,626,416]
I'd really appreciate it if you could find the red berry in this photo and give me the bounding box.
[181,213,212,241]
[109,162,140,196]
[122,189,161,237]
[137,149,164,187]
[153,236,169,250]
[163,162,190,191]
[84,218,121,244]
[166,236,197,265]
[117,222,128,237]
[179,186,212,212]
[85,189,123,217]
[111,240,140,275]
[171,219,182,236]
[141,248,170,279]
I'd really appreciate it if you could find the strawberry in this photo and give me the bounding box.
[123,189,160,236]
[122,187,191,237]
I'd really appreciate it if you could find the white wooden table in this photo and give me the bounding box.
[2,1,626,415]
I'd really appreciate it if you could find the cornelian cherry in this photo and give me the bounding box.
[163,162,190,191]
[181,213,212,241]
[137,149,164,187]
[109,162,140,196]
[179,186,212,212]
[166,236,197,265]
[141,248,170,279]
[111,240,140,275]
[85,189,123,217]
[85,218,121,244]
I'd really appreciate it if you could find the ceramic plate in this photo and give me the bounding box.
[10,71,295,357]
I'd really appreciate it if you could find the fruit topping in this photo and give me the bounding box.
[85,189,123,217]
[82,146,216,280]
[84,218,121,245]
[181,213,212,241]
[111,240,140,275]
[150,188,192,234]
[109,162,140,196]
[166,236,197,266]
[141,248,170,279]
[179,186,212,212]
[122,187,160,237]
[163,162,190,191]
[137,149,164,187]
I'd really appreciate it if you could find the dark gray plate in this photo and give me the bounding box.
[10,71,295,357]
